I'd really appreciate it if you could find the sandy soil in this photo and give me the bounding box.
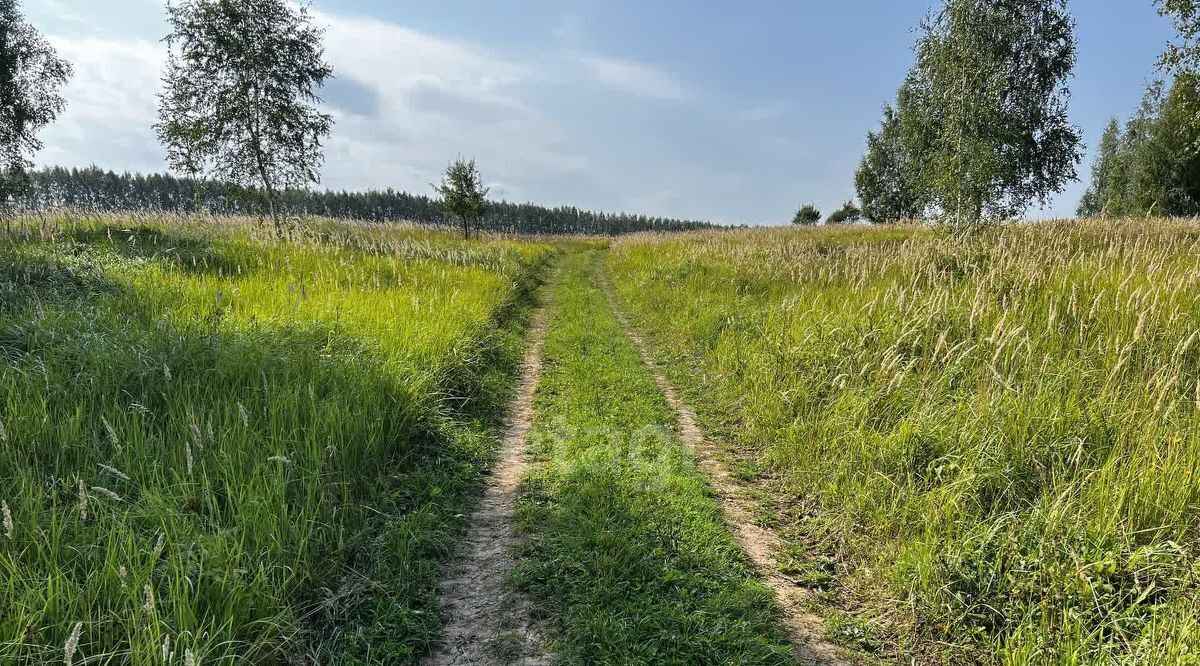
[425,307,551,666]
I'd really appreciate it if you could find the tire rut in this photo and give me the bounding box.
[425,305,551,666]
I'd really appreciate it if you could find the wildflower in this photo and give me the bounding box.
[2,501,12,539]
[64,622,82,666]
[98,464,130,482]
[185,648,196,666]
[119,565,128,589]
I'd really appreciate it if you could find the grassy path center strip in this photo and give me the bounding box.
[513,249,796,664]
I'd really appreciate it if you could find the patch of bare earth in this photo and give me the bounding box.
[425,307,550,666]
[605,287,858,666]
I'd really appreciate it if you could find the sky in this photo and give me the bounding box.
[28,0,1177,225]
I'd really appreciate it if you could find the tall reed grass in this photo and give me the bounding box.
[0,214,551,663]
[609,220,1200,663]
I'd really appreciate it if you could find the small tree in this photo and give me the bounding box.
[156,0,333,236]
[827,200,863,225]
[792,204,821,226]
[0,0,73,206]
[434,158,489,239]
[906,0,1082,224]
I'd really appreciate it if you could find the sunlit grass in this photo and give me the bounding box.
[0,214,552,663]
[609,220,1200,664]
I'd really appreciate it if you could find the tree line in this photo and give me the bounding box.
[11,165,715,235]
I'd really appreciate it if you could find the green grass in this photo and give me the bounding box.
[0,215,552,664]
[512,249,794,665]
[607,221,1200,664]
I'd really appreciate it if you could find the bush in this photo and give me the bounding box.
[827,200,863,225]
[792,204,821,226]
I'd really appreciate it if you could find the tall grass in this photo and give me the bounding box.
[608,220,1200,663]
[0,214,551,663]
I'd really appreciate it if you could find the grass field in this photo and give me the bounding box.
[607,220,1200,663]
[7,214,1200,665]
[0,214,551,663]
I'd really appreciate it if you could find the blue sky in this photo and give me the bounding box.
[28,1,1175,224]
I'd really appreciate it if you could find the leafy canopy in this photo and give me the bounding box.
[903,0,1082,223]
[156,0,333,229]
[826,200,862,225]
[0,0,72,198]
[855,103,927,223]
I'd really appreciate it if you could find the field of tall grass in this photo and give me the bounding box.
[0,214,551,663]
[608,220,1200,663]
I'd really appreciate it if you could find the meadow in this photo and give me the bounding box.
[608,220,1200,664]
[6,213,1200,665]
[0,214,551,663]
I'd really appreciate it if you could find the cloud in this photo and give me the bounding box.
[553,13,583,43]
[321,76,381,118]
[34,7,799,224]
[313,10,588,198]
[37,37,164,172]
[574,53,690,102]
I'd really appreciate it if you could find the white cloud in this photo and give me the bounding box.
[553,13,583,43]
[574,53,690,102]
[313,10,588,199]
[37,37,164,172]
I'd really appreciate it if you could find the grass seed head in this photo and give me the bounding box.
[63,622,82,666]
[100,416,118,445]
[98,463,130,482]
[77,479,88,522]
[2,500,12,539]
[90,486,122,502]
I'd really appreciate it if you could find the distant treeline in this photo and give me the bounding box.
[12,166,719,236]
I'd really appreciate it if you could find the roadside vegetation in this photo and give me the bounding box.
[0,213,551,663]
[512,250,795,664]
[609,221,1200,663]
